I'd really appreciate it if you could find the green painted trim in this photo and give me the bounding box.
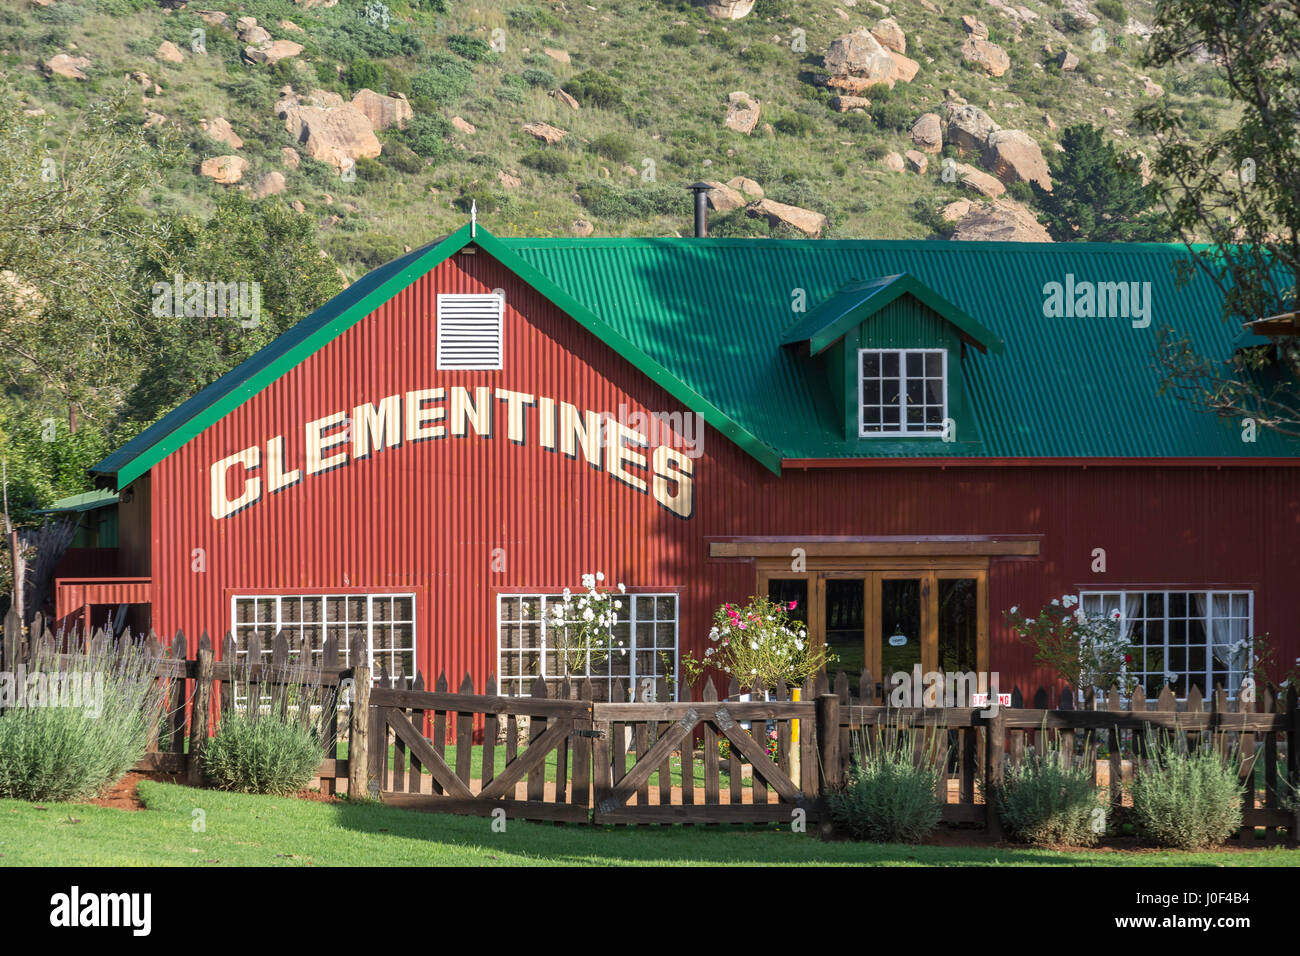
[109,224,783,485]
[473,230,783,474]
[792,275,1005,357]
[113,227,477,486]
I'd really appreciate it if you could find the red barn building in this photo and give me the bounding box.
[65,224,1300,703]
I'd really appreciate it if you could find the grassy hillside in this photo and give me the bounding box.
[1,0,1235,279]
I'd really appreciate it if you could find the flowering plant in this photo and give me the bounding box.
[1005,595,1136,698]
[548,571,627,675]
[681,595,833,691]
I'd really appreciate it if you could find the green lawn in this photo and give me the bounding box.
[1,783,1297,866]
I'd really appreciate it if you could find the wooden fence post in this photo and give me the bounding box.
[815,693,841,794]
[1288,685,1299,847]
[186,641,214,786]
[349,665,371,800]
[984,706,1005,840]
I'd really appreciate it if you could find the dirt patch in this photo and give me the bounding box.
[294,788,345,804]
[85,771,184,811]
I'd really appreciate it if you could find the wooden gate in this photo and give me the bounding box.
[369,673,595,822]
[591,682,819,825]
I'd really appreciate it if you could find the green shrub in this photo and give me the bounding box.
[664,24,696,47]
[448,33,495,62]
[566,69,624,110]
[402,114,454,162]
[997,734,1103,845]
[588,132,635,163]
[708,208,770,237]
[828,728,945,843]
[520,67,556,88]
[382,139,426,174]
[346,57,385,93]
[1096,0,1125,22]
[0,643,171,802]
[1129,734,1242,849]
[325,18,424,60]
[202,711,322,796]
[740,42,783,66]
[774,112,819,137]
[353,155,388,181]
[872,99,914,132]
[410,54,473,107]
[522,150,569,174]
[508,4,564,33]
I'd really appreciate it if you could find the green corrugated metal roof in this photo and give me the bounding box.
[780,273,1004,355]
[500,236,1300,459]
[37,489,119,514]
[91,228,1300,484]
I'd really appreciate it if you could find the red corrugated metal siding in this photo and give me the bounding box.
[146,251,1300,696]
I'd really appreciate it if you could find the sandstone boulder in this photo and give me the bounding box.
[245,40,304,65]
[155,41,184,63]
[282,103,381,171]
[281,146,301,169]
[45,54,91,80]
[252,171,287,198]
[941,198,973,221]
[523,121,566,144]
[497,170,522,189]
[746,199,827,237]
[904,149,928,173]
[1058,50,1079,71]
[570,219,594,236]
[888,49,920,82]
[946,103,1000,152]
[451,116,477,134]
[911,112,943,153]
[727,176,764,198]
[551,88,580,110]
[1061,0,1099,29]
[824,29,897,88]
[982,129,1052,190]
[961,15,988,38]
[703,180,746,212]
[724,91,761,134]
[198,10,229,27]
[831,94,872,112]
[952,162,1006,197]
[544,48,571,64]
[962,36,1010,76]
[201,117,243,149]
[698,0,755,18]
[870,17,906,53]
[200,155,248,184]
[351,88,412,130]
[950,198,1051,241]
[882,151,905,172]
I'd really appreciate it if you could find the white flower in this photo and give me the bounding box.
[618,582,626,593]
[750,669,757,675]
[1009,605,1019,614]
[708,627,720,642]
[582,608,595,622]
[1051,599,1060,606]
[750,642,758,650]
[704,647,714,657]
[596,571,605,581]
[799,629,807,638]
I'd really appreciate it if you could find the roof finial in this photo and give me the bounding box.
[470,199,477,238]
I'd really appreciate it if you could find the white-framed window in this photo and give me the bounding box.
[497,593,678,701]
[1079,590,1254,699]
[436,292,503,370]
[231,593,417,691]
[858,348,947,436]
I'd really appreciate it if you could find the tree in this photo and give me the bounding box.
[0,88,178,430]
[1030,124,1168,241]
[1138,0,1300,436]
[122,193,345,427]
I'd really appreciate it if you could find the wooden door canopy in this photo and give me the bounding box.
[708,535,1041,558]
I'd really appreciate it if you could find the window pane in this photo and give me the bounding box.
[906,352,925,375]
[881,352,898,376]
[925,352,942,375]
[862,353,879,377]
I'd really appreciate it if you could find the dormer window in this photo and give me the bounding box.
[858,348,947,436]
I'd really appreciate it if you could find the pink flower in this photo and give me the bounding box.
[788,600,798,611]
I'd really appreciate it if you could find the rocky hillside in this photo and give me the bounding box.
[3,0,1235,278]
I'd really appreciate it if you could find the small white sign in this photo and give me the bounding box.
[888,634,907,647]
[971,693,1012,707]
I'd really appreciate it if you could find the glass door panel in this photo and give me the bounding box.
[937,577,978,673]
[824,578,866,696]
[879,577,923,686]
[766,578,809,627]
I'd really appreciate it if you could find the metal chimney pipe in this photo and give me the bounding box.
[688,182,711,238]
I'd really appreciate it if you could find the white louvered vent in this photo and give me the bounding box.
[437,293,504,370]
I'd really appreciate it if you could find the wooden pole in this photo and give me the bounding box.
[984,706,1006,840]
[1288,685,1299,847]
[2,458,22,624]
[348,665,371,799]
[815,692,841,794]
[186,643,214,786]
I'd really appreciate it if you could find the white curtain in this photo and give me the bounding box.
[1208,594,1249,694]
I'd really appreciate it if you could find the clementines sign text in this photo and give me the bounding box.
[209,386,697,520]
